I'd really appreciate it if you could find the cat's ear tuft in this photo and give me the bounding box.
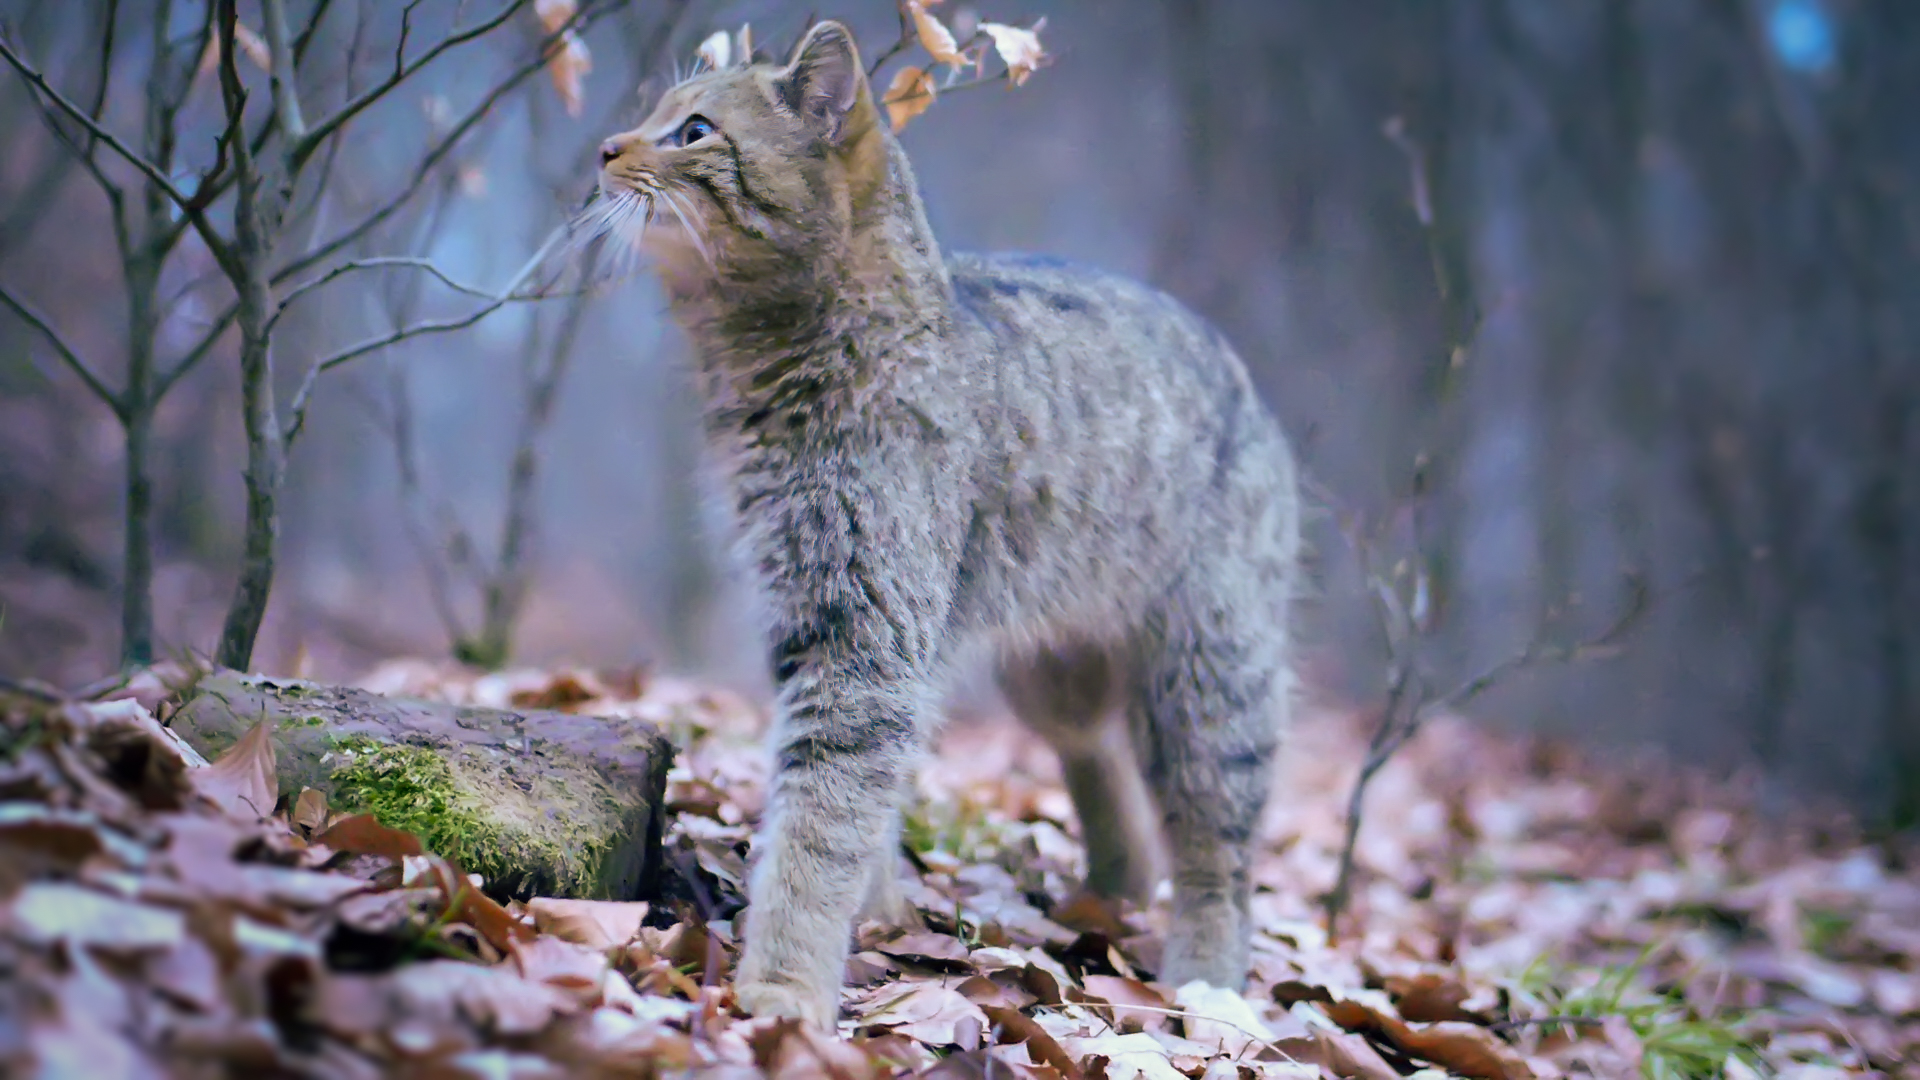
[780,21,869,142]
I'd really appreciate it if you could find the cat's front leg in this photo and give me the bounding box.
[734,663,930,1027]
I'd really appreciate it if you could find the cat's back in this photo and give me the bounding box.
[942,250,1288,489]
[928,250,1294,611]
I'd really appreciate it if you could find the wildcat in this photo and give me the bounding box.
[587,21,1301,1027]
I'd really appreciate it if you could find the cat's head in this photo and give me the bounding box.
[586,21,890,286]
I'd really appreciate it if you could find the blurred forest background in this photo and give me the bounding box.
[0,0,1914,826]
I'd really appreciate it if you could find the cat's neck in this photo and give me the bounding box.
[671,139,955,439]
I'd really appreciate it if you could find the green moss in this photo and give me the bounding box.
[326,735,622,897]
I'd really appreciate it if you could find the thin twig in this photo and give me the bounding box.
[291,0,337,66]
[260,0,308,140]
[272,256,530,329]
[313,231,565,374]
[283,229,567,444]
[153,301,240,399]
[0,285,120,413]
[273,0,623,285]
[865,1,915,79]
[290,0,528,170]
[0,38,199,220]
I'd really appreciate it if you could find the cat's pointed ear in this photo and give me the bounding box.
[779,21,871,142]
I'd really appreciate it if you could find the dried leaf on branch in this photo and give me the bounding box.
[908,1,967,69]
[885,65,939,132]
[980,20,1048,86]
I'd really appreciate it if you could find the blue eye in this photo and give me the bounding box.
[676,116,716,146]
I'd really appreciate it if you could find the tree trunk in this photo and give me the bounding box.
[121,402,155,668]
[120,256,159,670]
[212,0,288,673]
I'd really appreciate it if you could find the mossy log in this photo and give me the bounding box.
[170,673,674,903]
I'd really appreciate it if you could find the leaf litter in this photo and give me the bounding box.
[0,661,1913,1078]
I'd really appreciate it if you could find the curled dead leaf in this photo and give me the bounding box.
[875,930,974,971]
[980,20,1047,86]
[292,787,328,838]
[909,1,966,68]
[885,65,938,133]
[315,812,425,858]
[1079,975,1171,1034]
[196,22,271,77]
[533,0,577,36]
[1326,999,1535,1080]
[853,981,988,1046]
[696,29,732,73]
[981,1004,1084,1080]
[545,33,592,118]
[528,897,650,951]
[192,719,278,820]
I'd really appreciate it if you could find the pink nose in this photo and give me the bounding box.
[599,139,622,166]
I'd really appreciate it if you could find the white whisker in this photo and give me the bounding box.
[659,187,715,271]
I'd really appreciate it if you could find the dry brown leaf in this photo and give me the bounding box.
[955,973,1036,1010]
[443,860,535,954]
[854,981,988,1046]
[192,719,277,820]
[389,958,576,1038]
[546,33,592,118]
[876,930,974,971]
[292,786,328,837]
[1051,892,1133,941]
[908,2,966,68]
[7,881,184,951]
[1270,1032,1401,1080]
[982,1004,1084,1080]
[885,65,938,133]
[1079,975,1171,1033]
[196,22,271,76]
[1060,1031,1187,1080]
[533,0,577,35]
[528,897,650,951]
[980,20,1047,86]
[1385,973,1485,1023]
[1172,981,1273,1058]
[315,812,424,857]
[696,29,732,72]
[512,934,612,1004]
[1326,1000,1535,1080]
[335,887,440,935]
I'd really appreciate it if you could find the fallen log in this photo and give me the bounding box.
[169,672,673,903]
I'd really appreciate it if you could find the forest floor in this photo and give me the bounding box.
[1,660,1915,1079]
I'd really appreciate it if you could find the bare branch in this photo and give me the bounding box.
[85,0,120,134]
[9,52,130,247]
[0,37,198,218]
[865,1,915,80]
[272,256,524,329]
[260,0,308,140]
[290,0,529,171]
[153,300,241,400]
[1431,573,1649,716]
[291,0,336,67]
[274,1,623,283]
[283,229,567,444]
[0,285,121,414]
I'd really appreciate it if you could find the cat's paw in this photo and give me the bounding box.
[734,981,836,1028]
